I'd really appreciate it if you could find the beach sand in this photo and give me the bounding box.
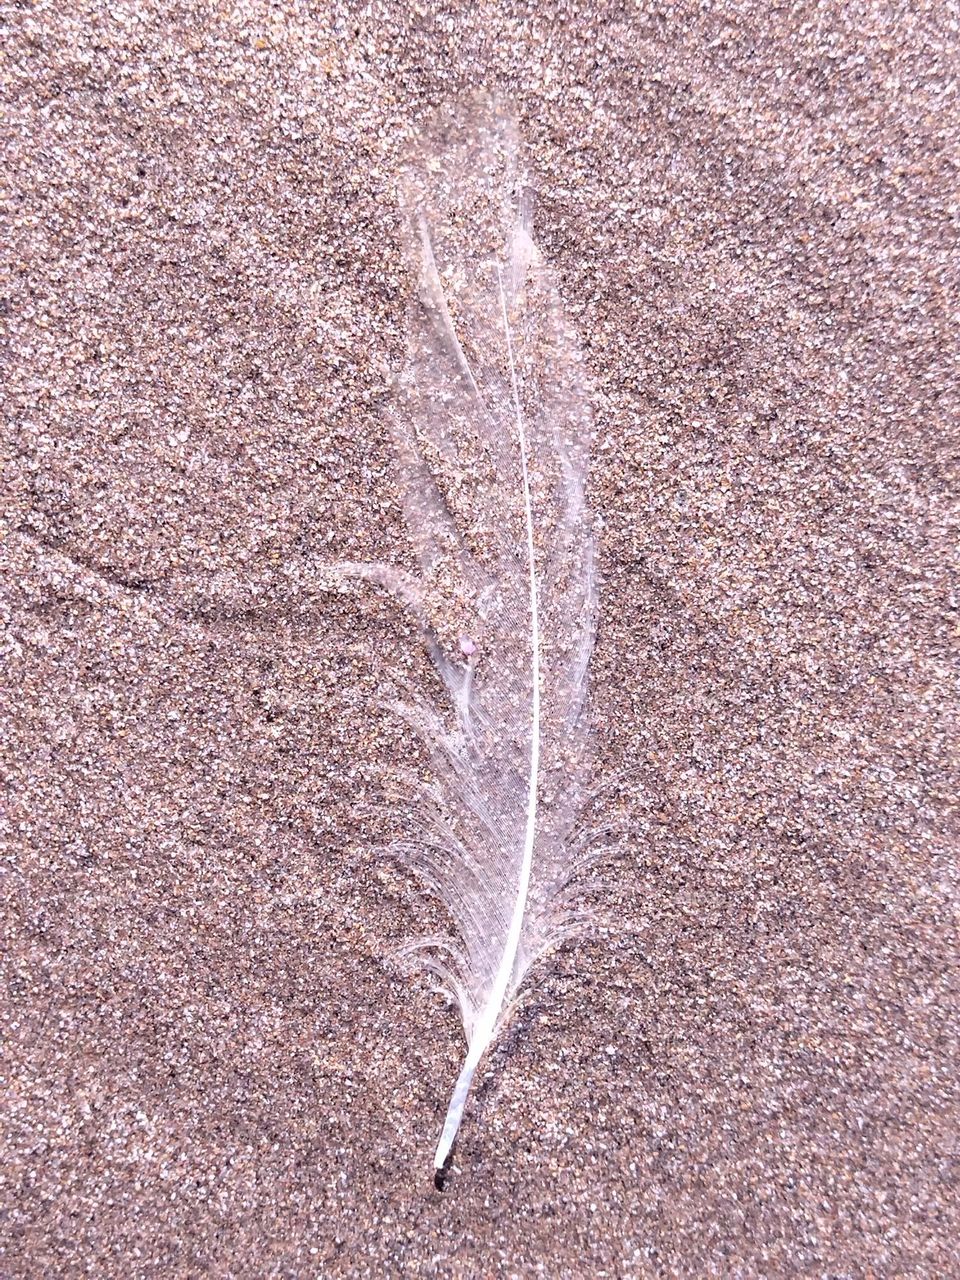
[3,2,957,1275]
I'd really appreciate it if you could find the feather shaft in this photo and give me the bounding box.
[433,265,542,1168]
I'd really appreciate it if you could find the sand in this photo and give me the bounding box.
[2,2,958,1276]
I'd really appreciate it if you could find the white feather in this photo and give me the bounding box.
[344,101,597,1168]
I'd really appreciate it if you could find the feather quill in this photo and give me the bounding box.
[348,102,597,1168]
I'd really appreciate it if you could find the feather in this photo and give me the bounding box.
[349,101,597,1169]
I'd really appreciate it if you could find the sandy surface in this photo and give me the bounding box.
[3,2,958,1276]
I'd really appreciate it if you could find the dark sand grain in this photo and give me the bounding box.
[2,2,958,1277]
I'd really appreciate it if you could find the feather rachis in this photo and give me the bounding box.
[433,258,544,1170]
